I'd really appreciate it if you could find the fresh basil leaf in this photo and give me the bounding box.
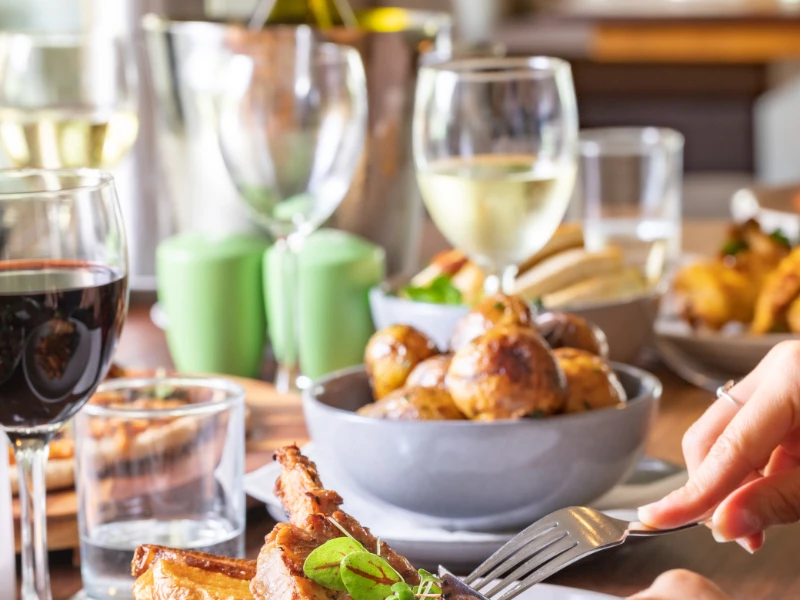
[401,275,463,306]
[303,537,365,591]
[341,551,403,600]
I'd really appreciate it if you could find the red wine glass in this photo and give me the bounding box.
[0,169,128,600]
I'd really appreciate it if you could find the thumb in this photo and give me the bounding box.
[712,468,800,541]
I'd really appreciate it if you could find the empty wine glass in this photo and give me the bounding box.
[217,26,367,392]
[413,57,579,294]
[0,32,139,169]
[0,169,129,600]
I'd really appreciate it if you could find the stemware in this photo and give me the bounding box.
[0,32,138,169]
[413,57,579,294]
[217,26,368,392]
[0,169,129,600]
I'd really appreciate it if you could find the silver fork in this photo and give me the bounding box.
[439,506,699,600]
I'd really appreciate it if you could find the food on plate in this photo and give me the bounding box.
[751,246,800,334]
[132,545,256,600]
[405,354,452,390]
[364,325,438,399]
[357,386,465,420]
[449,293,534,351]
[672,219,800,332]
[446,325,567,421]
[535,311,609,358]
[553,348,626,413]
[133,445,426,600]
[401,223,650,308]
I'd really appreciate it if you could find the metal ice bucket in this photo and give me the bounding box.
[142,11,451,275]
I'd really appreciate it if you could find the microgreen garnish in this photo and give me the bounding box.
[302,530,443,600]
[401,275,463,306]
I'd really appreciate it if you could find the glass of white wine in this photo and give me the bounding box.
[0,32,138,169]
[217,27,367,393]
[413,57,579,294]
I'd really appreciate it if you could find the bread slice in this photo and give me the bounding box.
[542,266,648,308]
[514,246,624,300]
[518,223,584,274]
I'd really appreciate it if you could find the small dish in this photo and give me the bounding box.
[301,364,661,531]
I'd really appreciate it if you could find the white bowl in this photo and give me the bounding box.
[369,286,660,363]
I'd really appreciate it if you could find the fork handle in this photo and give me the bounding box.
[625,521,702,537]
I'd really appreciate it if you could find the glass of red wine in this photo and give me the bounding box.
[0,169,128,600]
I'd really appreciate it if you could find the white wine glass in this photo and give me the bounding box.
[217,26,367,392]
[413,57,579,294]
[0,32,139,169]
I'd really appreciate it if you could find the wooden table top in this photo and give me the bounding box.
[45,220,800,599]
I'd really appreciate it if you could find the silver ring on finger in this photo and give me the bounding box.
[716,379,743,409]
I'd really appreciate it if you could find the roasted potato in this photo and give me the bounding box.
[357,387,465,420]
[446,326,567,420]
[364,325,438,399]
[535,311,609,358]
[751,246,800,334]
[553,348,626,414]
[406,354,452,390]
[450,293,534,351]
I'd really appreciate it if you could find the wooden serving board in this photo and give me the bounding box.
[12,375,309,553]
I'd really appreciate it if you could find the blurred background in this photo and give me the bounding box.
[3,0,800,284]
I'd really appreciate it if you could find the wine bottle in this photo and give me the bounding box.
[265,0,357,28]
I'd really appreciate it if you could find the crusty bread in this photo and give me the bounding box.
[542,266,648,308]
[514,246,624,300]
[518,223,584,274]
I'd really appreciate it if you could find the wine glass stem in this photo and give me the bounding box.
[13,437,52,600]
[274,234,304,394]
[483,264,518,295]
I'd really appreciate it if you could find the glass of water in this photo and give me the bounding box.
[74,377,246,600]
[578,127,684,286]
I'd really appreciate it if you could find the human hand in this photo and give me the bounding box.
[638,341,800,551]
[628,570,730,600]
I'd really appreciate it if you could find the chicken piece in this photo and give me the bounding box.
[553,348,626,413]
[751,247,800,334]
[357,386,465,421]
[251,446,419,600]
[672,260,757,330]
[446,326,567,420]
[535,311,609,358]
[450,293,535,351]
[364,325,438,399]
[787,295,800,334]
[721,219,789,284]
[406,355,452,390]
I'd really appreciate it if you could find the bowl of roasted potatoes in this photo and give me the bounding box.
[657,218,800,376]
[369,224,661,364]
[303,293,662,530]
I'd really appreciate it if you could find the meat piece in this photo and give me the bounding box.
[251,446,419,600]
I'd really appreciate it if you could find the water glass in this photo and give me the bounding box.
[577,127,684,285]
[74,377,246,600]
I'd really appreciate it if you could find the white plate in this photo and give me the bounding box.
[655,313,795,377]
[245,444,687,570]
[70,585,618,600]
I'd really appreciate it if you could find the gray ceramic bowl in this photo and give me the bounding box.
[368,286,661,363]
[303,364,661,531]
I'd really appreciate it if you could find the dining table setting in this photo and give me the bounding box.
[3,1,800,600]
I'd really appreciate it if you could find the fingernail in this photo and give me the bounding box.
[712,528,732,544]
[637,502,661,524]
[736,538,756,554]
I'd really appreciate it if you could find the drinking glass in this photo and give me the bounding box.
[0,32,138,169]
[413,56,579,294]
[578,127,684,285]
[217,26,368,392]
[74,377,246,600]
[0,169,129,600]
